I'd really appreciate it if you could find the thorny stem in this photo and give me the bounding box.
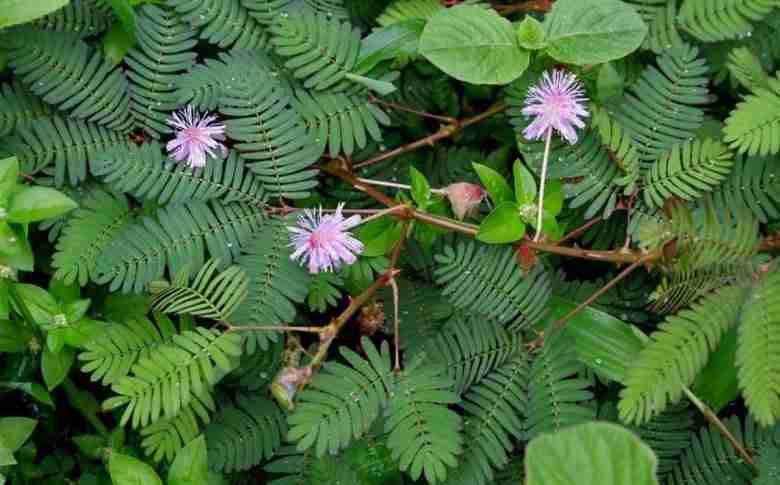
[357,204,410,226]
[493,0,555,15]
[534,128,553,242]
[683,387,757,469]
[356,178,448,195]
[555,216,603,245]
[353,102,507,170]
[368,95,457,124]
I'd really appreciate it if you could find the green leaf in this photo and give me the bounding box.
[476,202,525,244]
[0,417,37,452]
[7,186,78,224]
[357,217,402,257]
[0,382,55,407]
[691,326,739,413]
[473,163,513,205]
[543,0,647,65]
[100,0,135,35]
[525,422,659,485]
[343,73,397,95]
[355,19,425,74]
[0,447,15,467]
[103,21,135,65]
[419,5,530,85]
[541,212,563,241]
[168,436,208,485]
[514,160,537,205]
[42,346,75,390]
[596,62,624,102]
[0,224,33,272]
[0,0,70,28]
[542,179,563,217]
[11,284,58,326]
[0,157,18,205]
[0,319,28,353]
[557,295,644,383]
[409,166,431,208]
[108,452,163,485]
[516,15,546,50]
[49,277,80,304]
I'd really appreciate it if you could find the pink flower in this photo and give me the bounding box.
[522,70,589,144]
[166,105,227,168]
[288,203,364,274]
[445,182,485,220]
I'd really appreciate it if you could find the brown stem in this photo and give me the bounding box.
[369,95,457,124]
[387,222,410,372]
[226,324,327,334]
[494,0,554,15]
[353,102,507,170]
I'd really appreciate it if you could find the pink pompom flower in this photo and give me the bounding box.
[166,105,227,168]
[288,203,364,274]
[445,182,485,220]
[522,69,589,144]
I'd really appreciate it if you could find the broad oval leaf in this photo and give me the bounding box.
[8,186,78,224]
[169,436,208,485]
[419,5,530,85]
[526,422,659,485]
[0,417,37,452]
[472,163,513,205]
[543,0,647,65]
[42,346,75,390]
[477,202,525,244]
[0,0,70,28]
[108,452,164,485]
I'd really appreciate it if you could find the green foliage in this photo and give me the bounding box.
[125,4,197,137]
[168,0,267,50]
[619,285,750,424]
[229,218,310,353]
[678,0,780,42]
[140,398,213,462]
[6,29,132,131]
[33,0,113,37]
[103,327,242,428]
[94,201,264,293]
[384,362,462,483]
[151,258,249,321]
[434,240,551,329]
[376,0,442,27]
[287,338,394,456]
[724,72,780,156]
[91,142,267,206]
[205,394,286,472]
[52,190,131,286]
[0,81,53,137]
[712,155,780,223]
[727,46,771,91]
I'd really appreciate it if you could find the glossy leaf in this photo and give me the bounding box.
[7,187,77,224]
[108,452,163,485]
[543,0,647,65]
[473,163,513,205]
[514,160,537,205]
[0,0,70,28]
[419,5,530,85]
[409,166,431,208]
[516,15,546,50]
[543,180,564,217]
[692,326,739,413]
[168,436,208,485]
[476,202,525,244]
[0,417,37,452]
[42,346,75,390]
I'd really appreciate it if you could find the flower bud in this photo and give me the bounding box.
[445,182,485,220]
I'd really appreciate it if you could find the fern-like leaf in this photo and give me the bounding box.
[240,0,295,25]
[619,284,751,424]
[376,0,443,27]
[103,327,243,428]
[443,352,529,485]
[385,362,462,484]
[724,73,780,156]
[33,0,113,36]
[287,338,393,456]
[615,43,712,161]
[52,190,131,286]
[6,29,132,131]
[140,395,214,462]
[642,137,734,208]
[727,46,771,91]
[152,258,249,321]
[737,266,780,426]
[219,69,321,199]
[0,81,53,137]
[434,240,551,329]
[1,116,129,186]
[206,394,287,472]
[525,332,594,439]
[625,0,684,53]
[125,4,198,137]
[79,314,179,385]
[679,0,780,42]
[94,201,264,293]
[270,9,361,91]
[229,217,310,353]
[168,0,267,50]
[294,89,390,157]
[91,142,266,206]
[713,155,780,223]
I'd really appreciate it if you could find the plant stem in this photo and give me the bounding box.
[62,378,110,438]
[357,204,410,226]
[556,216,603,245]
[226,324,327,334]
[368,96,457,124]
[356,178,448,195]
[534,128,553,242]
[683,387,757,469]
[353,102,507,170]
[494,0,555,15]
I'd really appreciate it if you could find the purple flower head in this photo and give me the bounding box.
[288,203,364,274]
[522,70,589,144]
[166,105,227,168]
